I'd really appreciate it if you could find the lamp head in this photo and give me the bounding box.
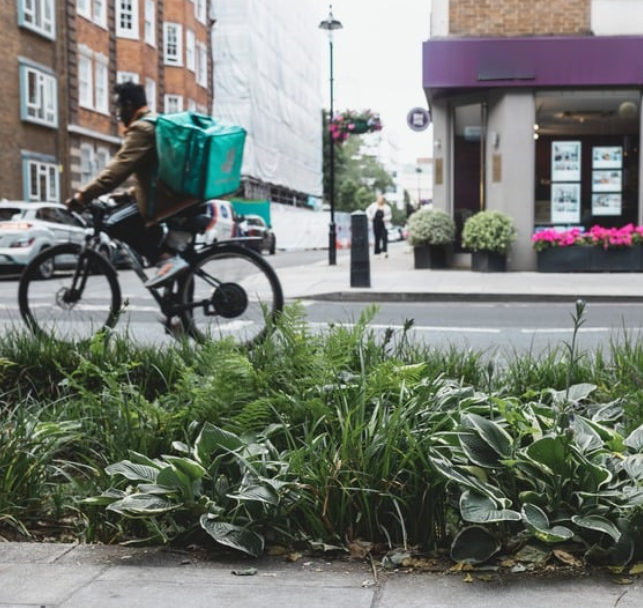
[319,5,342,35]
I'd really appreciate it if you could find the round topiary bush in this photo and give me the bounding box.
[461,210,517,255]
[407,208,456,247]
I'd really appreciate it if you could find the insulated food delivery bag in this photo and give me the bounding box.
[153,112,246,200]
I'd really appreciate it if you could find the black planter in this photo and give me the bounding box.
[590,246,643,272]
[413,245,450,269]
[471,250,506,272]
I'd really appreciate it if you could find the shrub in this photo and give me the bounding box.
[462,210,517,255]
[407,208,456,247]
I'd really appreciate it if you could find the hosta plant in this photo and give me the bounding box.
[86,422,302,557]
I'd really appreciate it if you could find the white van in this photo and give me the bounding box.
[201,199,238,245]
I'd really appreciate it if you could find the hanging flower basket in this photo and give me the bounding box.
[329,109,383,143]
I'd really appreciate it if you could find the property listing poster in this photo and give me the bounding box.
[591,146,622,215]
[551,141,581,223]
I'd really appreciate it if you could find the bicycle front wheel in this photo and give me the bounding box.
[179,243,283,345]
[18,244,122,342]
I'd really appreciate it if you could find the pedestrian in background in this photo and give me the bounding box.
[366,195,392,256]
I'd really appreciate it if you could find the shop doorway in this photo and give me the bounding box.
[453,103,484,251]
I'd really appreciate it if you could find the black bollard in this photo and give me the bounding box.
[350,211,371,288]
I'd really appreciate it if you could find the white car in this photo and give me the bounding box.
[0,201,89,278]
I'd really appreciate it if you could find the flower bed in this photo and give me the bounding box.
[533,225,643,272]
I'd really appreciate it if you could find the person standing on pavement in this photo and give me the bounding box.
[366,195,392,256]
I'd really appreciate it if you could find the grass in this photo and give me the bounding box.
[1,302,643,558]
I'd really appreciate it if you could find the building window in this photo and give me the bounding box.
[117,71,140,84]
[186,29,195,72]
[93,0,106,27]
[164,94,183,114]
[96,147,111,173]
[78,47,94,109]
[95,55,109,113]
[195,0,206,24]
[187,98,197,112]
[144,0,156,46]
[19,0,55,39]
[116,0,139,39]
[163,22,183,66]
[79,144,95,183]
[19,61,57,127]
[145,78,156,112]
[23,156,59,202]
[77,0,91,20]
[196,41,207,87]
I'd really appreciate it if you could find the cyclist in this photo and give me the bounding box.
[66,82,192,288]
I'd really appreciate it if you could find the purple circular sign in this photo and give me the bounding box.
[407,107,431,132]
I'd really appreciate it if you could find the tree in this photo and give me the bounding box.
[321,110,394,213]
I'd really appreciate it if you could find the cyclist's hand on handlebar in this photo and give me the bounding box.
[65,195,85,212]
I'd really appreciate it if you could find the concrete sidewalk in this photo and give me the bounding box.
[277,241,643,303]
[1,542,642,608]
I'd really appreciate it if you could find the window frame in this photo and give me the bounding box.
[145,77,157,112]
[19,59,58,128]
[18,0,55,40]
[117,71,140,84]
[196,40,208,87]
[116,0,139,39]
[163,22,183,66]
[94,54,109,113]
[78,46,94,109]
[164,94,183,114]
[186,28,196,72]
[22,153,59,203]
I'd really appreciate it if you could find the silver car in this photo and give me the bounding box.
[0,201,89,278]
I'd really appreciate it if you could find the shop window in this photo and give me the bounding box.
[534,90,640,230]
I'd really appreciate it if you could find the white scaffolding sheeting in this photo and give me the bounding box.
[212,0,323,197]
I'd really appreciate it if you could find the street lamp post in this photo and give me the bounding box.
[319,5,342,266]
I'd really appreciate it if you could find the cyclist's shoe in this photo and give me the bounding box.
[144,255,189,288]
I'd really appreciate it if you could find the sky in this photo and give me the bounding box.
[316,0,433,165]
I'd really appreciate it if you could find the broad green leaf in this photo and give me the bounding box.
[163,456,207,482]
[571,515,621,543]
[460,490,521,523]
[571,416,604,452]
[172,441,190,454]
[195,423,244,464]
[432,458,507,503]
[450,526,500,564]
[551,383,596,405]
[525,437,568,477]
[234,483,279,505]
[623,454,643,481]
[624,424,643,452]
[522,503,574,543]
[157,465,193,499]
[105,460,160,483]
[128,451,164,468]
[460,432,502,468]
[107,494,180,516]
[200,517,264,557]
[462,413,513,458]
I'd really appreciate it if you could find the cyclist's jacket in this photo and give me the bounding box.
[79,108,195,225]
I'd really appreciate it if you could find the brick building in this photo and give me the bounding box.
[2,0,212,203]
[424,0,643,270]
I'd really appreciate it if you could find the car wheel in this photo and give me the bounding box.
[36,249,54,280]
[269,237,276,255]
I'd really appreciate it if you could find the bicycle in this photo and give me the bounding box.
[18,199,284,345]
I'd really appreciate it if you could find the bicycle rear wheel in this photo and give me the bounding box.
[179,243,283,345]
[18,244,122,342]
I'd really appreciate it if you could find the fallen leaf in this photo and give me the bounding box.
[476,574,495,582]
[348,540,373,559]
[463,573,474,583]
[553,549,582,567]
[629,563,643,575]
[286,552,302,563]
[613,578,633,585]
[609,566,626,574]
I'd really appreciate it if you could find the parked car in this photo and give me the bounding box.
[0,201,89,278]
[238,214,276,255]
[200,199,240,245]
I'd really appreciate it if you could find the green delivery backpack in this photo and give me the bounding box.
[149,112,247,200]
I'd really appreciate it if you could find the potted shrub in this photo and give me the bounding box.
[406,207,456,269]
[461,210,517,272]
